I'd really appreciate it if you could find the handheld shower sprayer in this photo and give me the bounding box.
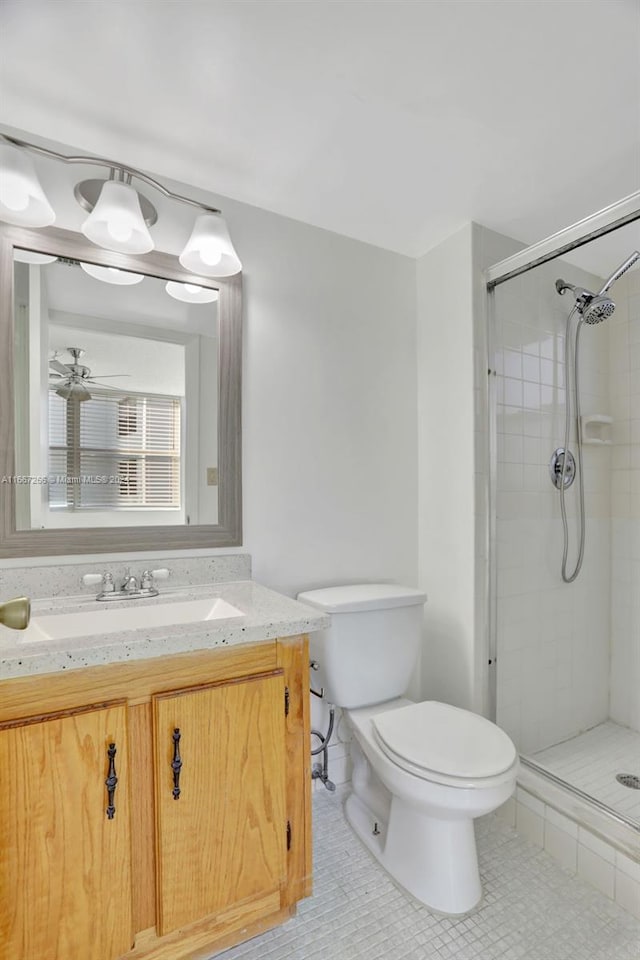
[553,249,640,583]
[597,250,640,296]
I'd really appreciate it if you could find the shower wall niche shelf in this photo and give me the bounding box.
[581,415,613,445]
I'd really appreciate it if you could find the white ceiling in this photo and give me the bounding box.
[42,259,218,338]
[49,323,185,397]
[1,0,639,259]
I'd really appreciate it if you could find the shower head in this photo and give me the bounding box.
[598,250,640,296]
[555,278,615,322]
[581,295,615,324]
[556,249,639,325]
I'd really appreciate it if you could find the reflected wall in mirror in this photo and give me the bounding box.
[0,225,242,557]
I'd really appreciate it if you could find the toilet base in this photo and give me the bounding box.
[345,790,483,915]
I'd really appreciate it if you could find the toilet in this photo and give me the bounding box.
[298,583,518,915]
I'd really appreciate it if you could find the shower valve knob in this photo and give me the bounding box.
[549,448,576,490]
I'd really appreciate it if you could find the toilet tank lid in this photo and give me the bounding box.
[296,584,427,613]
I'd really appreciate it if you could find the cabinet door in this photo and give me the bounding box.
[154,671,287,935]
[0,702,133,960]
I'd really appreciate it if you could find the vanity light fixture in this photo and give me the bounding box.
[0,134,242,276]
[80,178,154,254]
[80,262,145,285]
[0,142,55,227]
[179,213,242,278]
[165,280,219,304]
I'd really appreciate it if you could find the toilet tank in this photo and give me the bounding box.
[297,584,427,709]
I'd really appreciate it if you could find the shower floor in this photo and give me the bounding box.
[531,721,640,825]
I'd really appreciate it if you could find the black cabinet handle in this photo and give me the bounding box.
[105,743,118,819]
[171,728,182,800]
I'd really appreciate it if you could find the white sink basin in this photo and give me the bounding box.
[15,597,244,644]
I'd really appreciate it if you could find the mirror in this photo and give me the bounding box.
[0,225,242,557]
[13,255,219,529]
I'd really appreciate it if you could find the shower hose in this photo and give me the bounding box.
[559,305,585,583]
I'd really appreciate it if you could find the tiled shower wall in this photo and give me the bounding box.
[609,268,640,732]
[493,260,612,755]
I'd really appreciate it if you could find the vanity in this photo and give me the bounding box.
[0,155,329,958]
[0,579,328,960]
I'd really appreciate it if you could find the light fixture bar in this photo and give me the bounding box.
[0,133,222,216]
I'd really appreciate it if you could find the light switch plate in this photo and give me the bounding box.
[206,467,218,486]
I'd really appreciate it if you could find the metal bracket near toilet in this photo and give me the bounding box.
[310,660,336,791]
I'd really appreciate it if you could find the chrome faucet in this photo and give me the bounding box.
[82,568,170,601]
[121,569,140,593]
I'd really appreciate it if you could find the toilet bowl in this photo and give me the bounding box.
[297,583,518,915]
[345,698,518,914]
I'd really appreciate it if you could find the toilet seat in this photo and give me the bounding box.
[371,700,517,787]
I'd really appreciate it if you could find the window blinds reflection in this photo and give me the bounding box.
[48,389,181,510]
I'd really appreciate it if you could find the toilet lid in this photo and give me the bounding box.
[372,701,517,780]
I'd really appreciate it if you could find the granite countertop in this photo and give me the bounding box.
[0,580,330,680]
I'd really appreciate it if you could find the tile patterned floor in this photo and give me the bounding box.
[532,721,640,824]
[215,787,640,960]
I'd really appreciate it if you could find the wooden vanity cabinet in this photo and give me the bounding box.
[153,671,287,936]
[0,701,133,960]
[0,636,311,960]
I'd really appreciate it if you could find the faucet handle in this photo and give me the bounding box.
[140,570,154,591]
[82,572,115,592]
[81,573,103,587]
[141,568,168,592]
[101,572,115,593]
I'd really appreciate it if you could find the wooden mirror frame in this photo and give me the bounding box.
[0,224,242,557]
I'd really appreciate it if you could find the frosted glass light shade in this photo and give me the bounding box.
[56,381,91,402]
[0,144,55,227]
[80,262,144,285]
[81,180,154,254]
[179,213,241,277]
[165,280,219,303]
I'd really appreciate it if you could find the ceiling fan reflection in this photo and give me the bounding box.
[49,347,130,402]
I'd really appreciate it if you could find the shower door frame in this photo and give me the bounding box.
[483,190,640,830]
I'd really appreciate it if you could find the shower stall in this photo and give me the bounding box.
[486,196,640,833]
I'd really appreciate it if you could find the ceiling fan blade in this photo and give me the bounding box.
[85,380,129,393]
[86,374,131,379]
[49,359,70,375]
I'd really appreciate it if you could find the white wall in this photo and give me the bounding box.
[196,334,219,525]
[238,203,418,595]
[417,225,477,711]
[0,128,419,604]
